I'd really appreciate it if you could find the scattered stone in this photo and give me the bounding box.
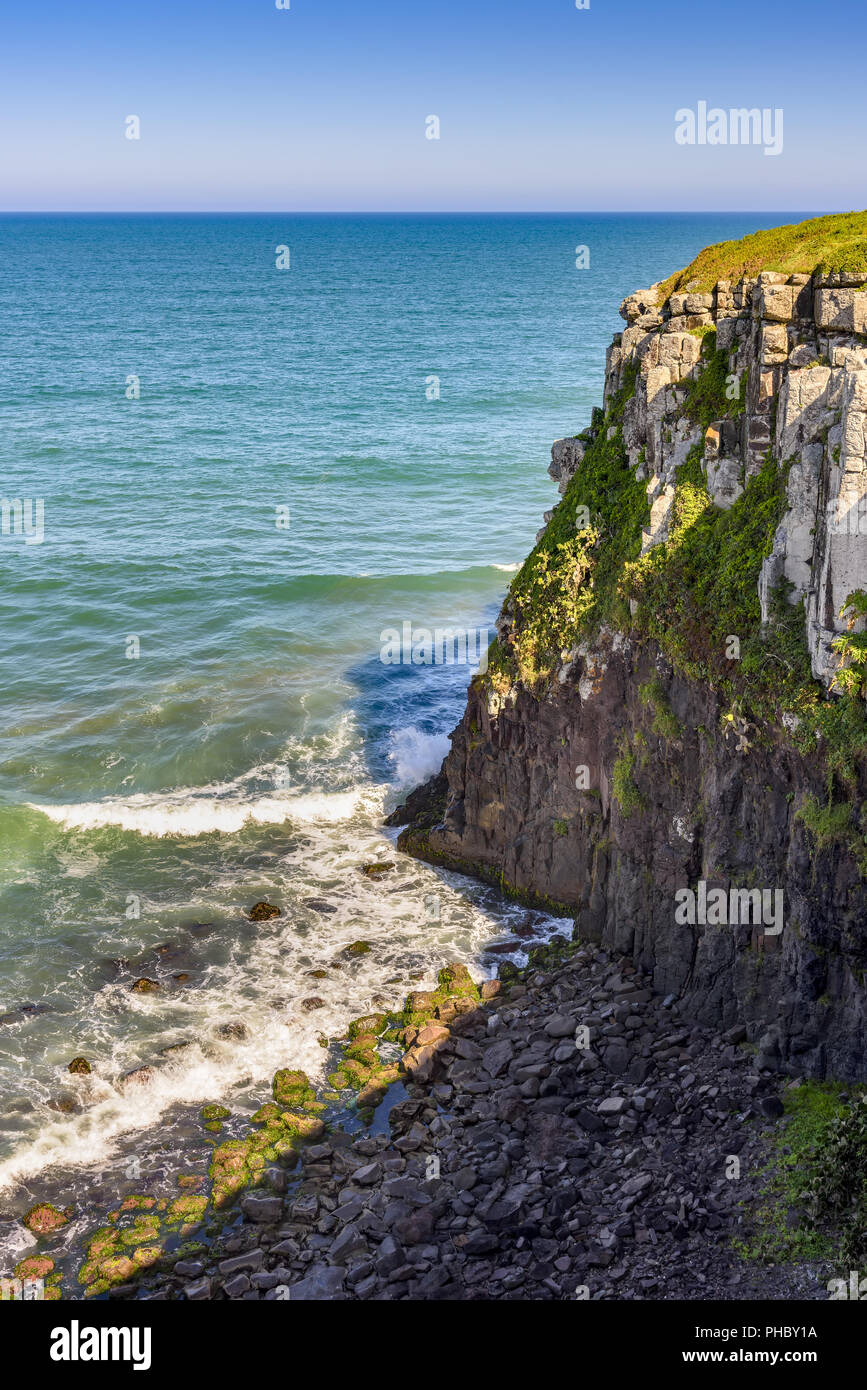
[248,901,281,922]
[215,1022,249,1040]
[360,863,395,879]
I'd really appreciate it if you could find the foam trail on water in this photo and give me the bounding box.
[28,788,362,837]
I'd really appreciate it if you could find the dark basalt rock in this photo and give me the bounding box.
[396,635,867,1080]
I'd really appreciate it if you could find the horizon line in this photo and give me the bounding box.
[0,207,833,217]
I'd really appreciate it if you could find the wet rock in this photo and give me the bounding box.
[247,901,281,922]
[241,1192,284,1223]
[304,899,338,914]
[215,1022,249,1040]
[359,863,395,879]
[67,1057,92,1074]
[301,997,326,1011]
[130,978,160,994]
[121,1066,156,1088]
[201,1104,230,1122]
[23,1202,70,1235]
[342,941,372,957]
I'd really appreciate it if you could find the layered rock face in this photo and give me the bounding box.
[554,271,867,685]
[395,265,867,1082]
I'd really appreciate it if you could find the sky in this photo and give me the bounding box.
[0,0,863,212]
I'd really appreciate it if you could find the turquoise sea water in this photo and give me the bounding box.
[0,212,805,1236]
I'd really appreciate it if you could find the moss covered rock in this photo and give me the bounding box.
[23,1202,69,1235]
[272,1068,316,1108]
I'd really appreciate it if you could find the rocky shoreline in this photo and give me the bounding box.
[107,931,831,1302]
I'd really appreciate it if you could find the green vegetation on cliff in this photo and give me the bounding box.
[487,364,648,687]
[485,319,867,805]
[740,1082,867,1267]
[658,209,867,301]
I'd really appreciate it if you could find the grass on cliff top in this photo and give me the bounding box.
[657,210,867,301]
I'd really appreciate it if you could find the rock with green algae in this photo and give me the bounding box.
[251,1102,282,1126]
[348,1012,387,1038]
[208,1138,253,1209]
[280,1110,325,1141]
[345,1040,379,1069]
[67,1056,91,1074]
[201,1103,231,1123]
[120,1195,156,1212]
[131,1245,162,1271]
[357,1080,388,1108]
[167,1194,207,1226]
[247,901,281,921]
[130,978,160,994]
[359,862,394,879]
[119,1215,160,1247]
[342,940,372,956]
[23,1202,70,1235]
[272,1068,316,1109]
[15,1255,54,1280]
[437,963,480,998]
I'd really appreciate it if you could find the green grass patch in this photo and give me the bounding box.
[638,678,682,740]
[739,1082,867,1266]
[612,748,644,815]
[657,210,867,301]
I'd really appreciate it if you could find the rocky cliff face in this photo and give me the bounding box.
[392,244,867,1083]
[595,270,867,687]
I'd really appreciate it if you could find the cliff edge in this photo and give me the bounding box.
[390,212,867,1082]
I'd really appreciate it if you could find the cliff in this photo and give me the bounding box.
[391,212,867,1082]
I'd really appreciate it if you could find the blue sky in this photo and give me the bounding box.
[0,0,863,211]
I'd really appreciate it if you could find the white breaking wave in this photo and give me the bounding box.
[388,726,450,786]
[28,787,363,837]
[491,562,520,572]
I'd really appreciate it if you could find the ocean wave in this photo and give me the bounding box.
[27,787,363,837]
[388,726,450,785]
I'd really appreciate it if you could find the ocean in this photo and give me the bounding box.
[0,211,805,1255]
